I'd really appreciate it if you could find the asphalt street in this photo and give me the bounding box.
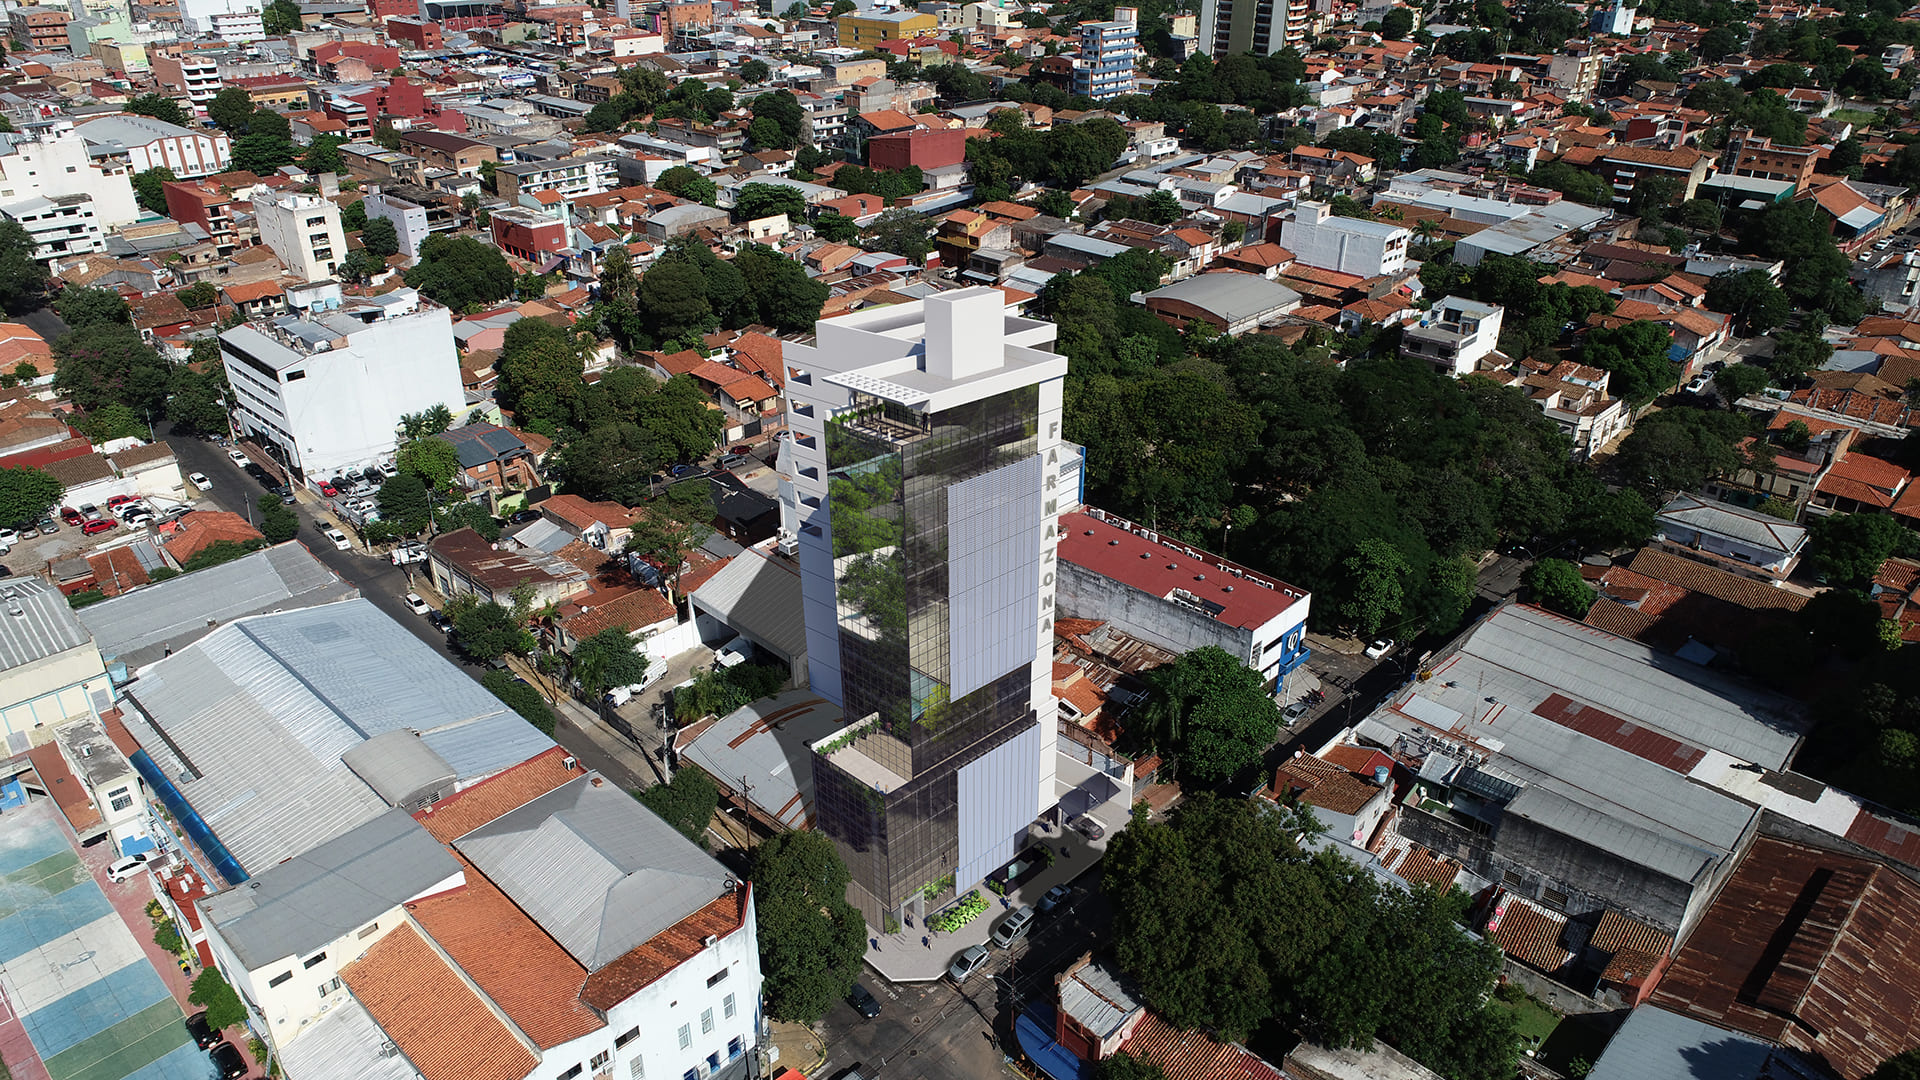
[160,425,649,790]
[819,864,1115,1080]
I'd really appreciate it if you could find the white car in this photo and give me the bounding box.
[391,544,428,565]
[0,528,17,546]
[225,448,247,464]
[714,635,752,668]
[405,592,431,616]
[189,472,212,491]
[106,856,151,883]
[323,527,351,551]
[1365,638,1395,659]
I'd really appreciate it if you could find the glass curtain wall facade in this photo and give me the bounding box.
[812,386,1042,923]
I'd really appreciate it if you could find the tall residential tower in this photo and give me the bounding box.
[783,288,1069,926]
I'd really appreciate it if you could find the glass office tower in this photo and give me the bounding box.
[781,288,1069,926]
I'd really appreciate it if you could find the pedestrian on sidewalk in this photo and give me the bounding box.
[922,935,930,949]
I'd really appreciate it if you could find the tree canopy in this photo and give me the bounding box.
[636,768,718,843]
[0,220,45,314]
[571,626,650,698]
[0,466,61,528]
[404,234,514,310]
[1136,646,1280,785]
[752,831,868,1024]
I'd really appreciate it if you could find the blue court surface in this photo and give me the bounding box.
[0,803,203,1080]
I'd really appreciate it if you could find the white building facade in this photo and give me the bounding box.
[0,129,139,232]
[360,188,431,258]
[179,0,264,39]
[252,188,345,282]
[220,291,464,482]
[1279,201,1410,277]
[77,114,232,178]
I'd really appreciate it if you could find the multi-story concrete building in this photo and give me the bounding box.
[1197,0,1308,56]
[179,0,264,39]
[1074,7,1140,101]
[360,187,432,258]
[149,50,223,104]
[1722,127,1822,193]
[8,6,73,50]
[491,206,567,262]
[0,194,107,260]
[495,154,621,201]
[252,189,345,282]
[1401,296,1505,377]
[0,129,139,242]
[783,286,1068,927]
[220,290,464,482]
[77,114,231,178]
[1279,201,1410,277]
[836,7,936,48]
[0,578,113,745]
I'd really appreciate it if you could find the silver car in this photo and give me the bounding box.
[947,944,988,982]
[991,905,1035,948]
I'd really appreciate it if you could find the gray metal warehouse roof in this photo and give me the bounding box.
[691,549,807,661]
[0,578,93,672]
[1142,272,1302,325]
[199,809,458,969]
[1588,1005,1800,1080]
[678,691,843,830]
[79,543,354,669]
[456,774,734,971]
[277,998,427,1080]
[120,599,554,874]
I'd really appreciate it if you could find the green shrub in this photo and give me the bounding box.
[636,768,719,844]
[153,919,182,955]
[480,670,555,735]
[67,589,106,608]
[189,968,247,1030]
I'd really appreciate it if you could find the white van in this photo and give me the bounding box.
[714,635,752,668]
[605,662,667,707]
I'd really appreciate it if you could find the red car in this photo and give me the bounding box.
[106,494,139,509]
[318,482,337,498]
[59,507,82,526]
[81,519,113,535]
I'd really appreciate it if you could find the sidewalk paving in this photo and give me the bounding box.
[767,1020,825,1077]
[865,822,1111,984]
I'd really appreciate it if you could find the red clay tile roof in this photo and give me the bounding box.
[1275,755,1382,816]
[1487,895,1571,973]
[342,924,539,1080]
[220,279,284,303]
[1590,909,1674,958]
[1623,547,1809,613]
[559,587,674,639]
[416,747,586,843]
[1601,947,1663,986]
[581,887,749,1010]
[158,511,265,563]
[407,852,602,1049]
[1384,843,1461,891]
[1816,452,1910,508]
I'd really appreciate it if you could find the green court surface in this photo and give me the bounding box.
[0,851,86,920]
[41,999,187,1080]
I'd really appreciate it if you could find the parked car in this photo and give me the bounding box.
[273,485,294,505]
[121,510,153,528]
[990,905,1036,948]
[947,944,989,983]
[188,473,212,491]
[847,983,882,1019]
[1036,884,1072,914]
[605,664,666,707]
[427,611,453,634]
[714,635,753,668]
[1365,638,1395,659]
[183,1012,221,1050]
[208,1041,247,1080]
[391,544,428,565]
[107,494,140,509]
[1070,815,1105,841]
[379,461,399,478]
[318,481,337,498]
[508,509,541,525]
[36,517,56,535]
[78,503,102,520]
[82,519,114,536]
[668,463,702,478]
[114,500,147,519]
[1685,373,1712,395]
[405,592,431,616]
[60,507,82,526]
[106,856,150,882]
[361,467,385,487]
[718,453,753,471]
[226,448,248,464]
[1283,700,1311,723]
[0,528,17,548]
[323,527,351,551]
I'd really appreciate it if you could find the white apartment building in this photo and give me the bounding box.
[76,113,231,178]
[360,187,430,257]
[1279,201,1410,277]
[180,0,263,39]
[0,129,139,231]
[220,290,464,481]
[1400,296,1504,377]
[252,189,345,282]
[1,193,107,260]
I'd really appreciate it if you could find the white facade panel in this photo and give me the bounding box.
[946,455,1043,701]
[954,721,1041,894]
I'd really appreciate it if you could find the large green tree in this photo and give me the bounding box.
[54,324,170,414]
[752,831,868,1024]
[396,436,460,490]
[1137,646,1280,785]
[0,466,61,528]
[123,94,189,127]
[132,166,176,215]
[0,219,44,313]
[636,768,718,843]
[1524,558,1596,617]
[1807,512,1908,588]
[449,596,535,661]
[625,481,713,596]
[376,472,431,535]
[256,494,298,543]
[496,317,587,431]
[404,234,514,310]
[54,286,129,329]
[571,626,650,697]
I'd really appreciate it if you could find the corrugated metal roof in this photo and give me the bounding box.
[275,998,427,1080]
[507,517,572,555]
[79,543,354,669]
[1058,960,1142,1041]
[1506,786,1720,883]
[199,809,459,969]
[678,691,842,830]
[120,599,553,873]
[1587,1006,1783,1080]
[691,550,807,660]
[343,731,456,810]
[456,775,734,971]
[0,578,93,671]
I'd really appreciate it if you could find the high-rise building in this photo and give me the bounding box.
[1075,7,1140,101]
[1197,0,1308,56]
[783,287,1069,926]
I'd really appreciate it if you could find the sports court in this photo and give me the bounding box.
[0,802,204,1080]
